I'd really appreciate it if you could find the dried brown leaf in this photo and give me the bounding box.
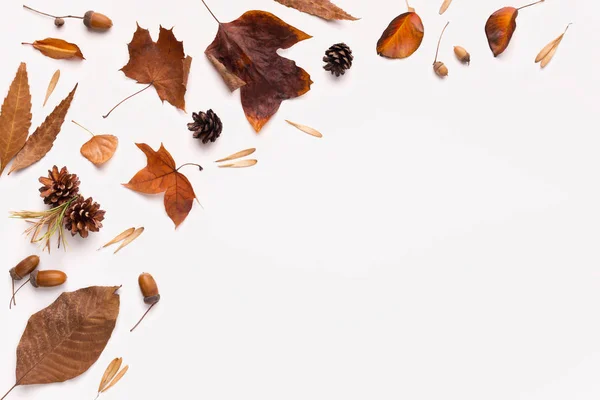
[439,0,453,14]
[8,84,77,175]
[81,135,118,166]
[98,358,122,393]
[218,159,258,168]
[285,120,323,138]
[215,148,256,163]
[43,70,60,107]
[114,227,144,254]
[99,228,135,250]
[24,38,85,60]
[100,365,128,393]
[0,63,32,176]
[274,0,358,21]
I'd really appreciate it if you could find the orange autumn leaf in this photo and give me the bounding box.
[81,135,118,166]
[376,12,424,59]
[123,143,199,228]
[23,38,85,60]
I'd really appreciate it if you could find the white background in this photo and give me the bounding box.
[0,0,597,399]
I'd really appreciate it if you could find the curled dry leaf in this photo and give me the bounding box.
[43,70,60,107]
[204,8,312,132]
[22,38,85,60]
[99,228,135,250]
[0,63,32,176]
[114,227,144,254]
[274,0,358,21]
[1,286,120,400]
[376,11,424,59]
[439,0,453,15]
[218,159,258,168]
[286,120,323,138]
[8,84,77,175]
[215,148,256,163]
[535,24,571,68]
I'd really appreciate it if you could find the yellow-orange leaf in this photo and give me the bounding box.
[485,7,518,57]
[376,12,424,59]
[24,38,85,60]
[81,135,118,166]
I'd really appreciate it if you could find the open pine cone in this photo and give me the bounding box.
[323,43,353,77]
[188,109,222,144]
[39,166,80,208]
[63,195,105,238]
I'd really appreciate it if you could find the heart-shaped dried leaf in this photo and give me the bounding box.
[24,38,85,60]
[274,0,358,21]
[43,70,60,107]
[8,84,77,175]
[0,63,32,176]
[81,135,118,166]
[8,286,119,393]
[485,7,518,56]
[376,12,424,59]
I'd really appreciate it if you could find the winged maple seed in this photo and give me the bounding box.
[218,159,258,168]
[95,357,128,400]
[124,143,201,228]
[22,38,85,60]
[535,23,571,68]
[274,0,358,21]
[376,0,424,59]
[215,148,256,163]
[202,1,312,132]
[114,227,144,254]
[103,25,192,118]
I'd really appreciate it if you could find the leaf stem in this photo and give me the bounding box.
[72,120,95,136]
[517,0,544,11]
[103,83,153,119]
[0,383,17,400]
[11,279,15,307]
[9,279,30,309]
[130,302,157,332]
[176,163,203,172]
[434,21,450,63]
[22,5,83,19]
[201,0,221,24]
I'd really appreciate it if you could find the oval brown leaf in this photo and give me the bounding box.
[485,7,518,56]
[376,12,424,59]
[25,38,85,60]
[13,286,120,388]
[81,135,118,166]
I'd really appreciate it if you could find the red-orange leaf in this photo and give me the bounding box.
[376,12,424,59]
[123,143,198,228]
[485,7,518,56]
[205,11,312,132]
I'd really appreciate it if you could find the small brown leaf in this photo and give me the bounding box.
[23,38,85,60]
[81,135,118,166]
[98,358,122,393]
[114,227,144,254]
[8,84,77,175]
[101,365,128,393]
[286,120,323,138]
[215,148,256,163]
[218,159,258,168]
[274,0,358,21]
[43,70,60,107]
[439,0,453,14]
[99,228,135,250]
[376,12,425,59]
[535,24,571,68]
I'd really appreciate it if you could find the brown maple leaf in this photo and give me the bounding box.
[123,143,200,228]
[204,9,312,132]
[104,25,191,118]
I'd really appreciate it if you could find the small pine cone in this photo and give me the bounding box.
[39,166,80,208]
[187,109,223,144]
[63,195,105,239]
[323,43,353,77]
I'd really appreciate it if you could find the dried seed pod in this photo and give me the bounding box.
[54,17,65,27]
[8,255,40,308]
[433,22,450,78]
[131,273,160,332]
[454,46,471,64]
[30,270,67,288]
[83,11,113,30]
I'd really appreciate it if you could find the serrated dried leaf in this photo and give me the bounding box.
[215,148,256,163]
[0,63,32,176]
[274,0,358,21]
[99,228,135,250]
[439,0,453,14]
[286,120,323,138]
[535,24,570,68]
[43,70,60,107]
[81,135,118,166]
[24,38,85,60]
[218,159,258,168]
[114,227,144,254]
[98,358,122,393]
[101,365,128,393]
[8,84,77,174]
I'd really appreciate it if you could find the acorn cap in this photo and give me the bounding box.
[144,294,161,305]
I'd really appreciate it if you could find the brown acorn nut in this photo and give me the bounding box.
[433,22,450,79]
[131,273,160,332]
[9,255,40,280]
[30,270,67,288]
[454,46,471,64]
[83,11,113,30]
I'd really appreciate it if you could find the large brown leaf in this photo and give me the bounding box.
[123,143,198,228]
[485,7,518,56]
[120,25,190,111]
[205,11,312,132]
[274,0,358,21]
[8,84,77,175]
[10,287,119,391]
[376,12,425,59]
[0,63,32,176]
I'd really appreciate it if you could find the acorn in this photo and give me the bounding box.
[131,273,160,332]
[454,46,471,64]
[8,255,40,308]
[433,61,449,77]
[9,269,67,309]
[83,11,113,30]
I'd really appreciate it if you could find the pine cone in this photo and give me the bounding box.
[323,43,353,77]
[187,109,222,144]
[39,166,80,208]
[63,196,105,238]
